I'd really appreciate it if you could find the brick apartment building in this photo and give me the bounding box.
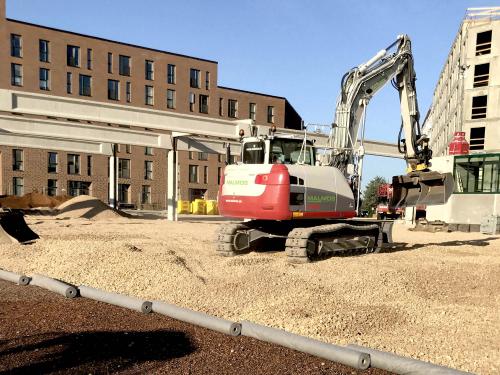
[0,0,302,207]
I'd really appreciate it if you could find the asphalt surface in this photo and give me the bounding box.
[0,280,391,375]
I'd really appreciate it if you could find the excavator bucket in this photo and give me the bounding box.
[0,211,39,244]
[390,171,454,208]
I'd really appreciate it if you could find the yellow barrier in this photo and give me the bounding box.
[177,200,190,214]
[206,200,218,215]
[190,200,207,215]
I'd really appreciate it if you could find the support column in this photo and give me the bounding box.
[109,145,116,208]
[167,148,178,221]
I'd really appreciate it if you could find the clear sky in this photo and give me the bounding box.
[7,0,493,187]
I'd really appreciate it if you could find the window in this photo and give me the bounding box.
[68,181,90,197]
[228,99,238,118]
[79,74,92,96]
[47,179,57,196]
[476,30,492,56]
[67,72,72,94]
[119,55,131,76]
[199,94,209,114]
[126,82,131,102]
[13,149,23,171]
[108,79,119,100]
[39,68,50,91]
[189,151,195,160]
[87,155,92,176]
[267,106,275,123]
[126,145,131,154]
[144,160,153,180]
[218,154,224,163]
[118,184,130,203]
[145,85,154,105]
[48,152,58,173]
[198,152,208,161]
[141,185,151,204]
[39,40,49,62]
[189,165,198,183]
[67,45,80,67]
[67,154,80,174]
[470,127,486,151]
[108,52,113,73]
[167,64,176,84]
[249,103,256,120]
[243,141,266,164]
[118,158,131,178]
[189,92,195,112]
[13,177,24,196]
[203,166,208,184]
[11,34,22,57]
[11,63,22,86]
[217,167,222,185]
[454,154,500,193]
[87,48,93,69]
[471,95,487,119]
[205,71,210,90]
[145,146,153,156]
[145,60,154,80]
[473,63,489,88]
[167,89,175,109]
[219,98,224,116]
[190,68,200,88]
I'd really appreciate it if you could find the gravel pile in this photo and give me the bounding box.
[0,217,498,374]
[56,195,127,220]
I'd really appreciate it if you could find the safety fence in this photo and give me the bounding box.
[0,268,470,374]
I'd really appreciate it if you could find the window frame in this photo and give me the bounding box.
[167,89,176,109]
[11,63,22,86]
[67,45,80,67]
[454,154,500,194]
[119,55,131,76]
[145,60,154,80]
[228,99,238,118]
[39,39,50,62]
[10,34,22,58]
[199,94,209,114]
[167,64,176,84]
[108,79,120,101]
[13,177,24,196]
[48,152,58,173]
[118,158,131,179]
[188,164,198,183]
[12,149,24,171]
[39,68,50,91]
[144,160,153,180]
[67,154,80,175]
[190,68,200,88]
[145,85,154,106]
[79,74,92,97]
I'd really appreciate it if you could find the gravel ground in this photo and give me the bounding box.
[0,280,389,374]
[1,216,499,374]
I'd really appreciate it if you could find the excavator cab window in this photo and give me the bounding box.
[269,139,315,165]
[242,141,265,164]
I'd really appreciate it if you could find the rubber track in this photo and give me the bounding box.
[215,223,249,256]
[285,223,380,263]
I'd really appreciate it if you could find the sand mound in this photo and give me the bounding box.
[56,195,128,220]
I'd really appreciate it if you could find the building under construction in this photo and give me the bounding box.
[422,7,500,230]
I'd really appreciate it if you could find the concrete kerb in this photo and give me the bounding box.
[0,270,473,374]
[0,269,30,285]
[79,285,152,314]
[241,320,370,370]
[346,344,472,375]
[30,273,77,298]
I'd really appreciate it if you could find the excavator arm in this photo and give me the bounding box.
[328,35,453,209]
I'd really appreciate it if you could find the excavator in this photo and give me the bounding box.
[216,35,454,263]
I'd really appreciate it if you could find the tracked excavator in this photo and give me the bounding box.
[215,35,454,263]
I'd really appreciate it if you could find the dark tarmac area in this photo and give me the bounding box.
[0,280,391,374]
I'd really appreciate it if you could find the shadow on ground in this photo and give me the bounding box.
[0,330,195,374]
[381,236,498,253]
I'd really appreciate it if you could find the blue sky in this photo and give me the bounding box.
[7,1,492,187]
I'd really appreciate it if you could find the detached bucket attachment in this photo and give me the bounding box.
[0,211,39,244]
[390,171,454,208]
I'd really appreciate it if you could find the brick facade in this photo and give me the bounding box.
[0,0,302,207]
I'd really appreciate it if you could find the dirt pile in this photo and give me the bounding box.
[0,192,69,209]
[56,195,128,220]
